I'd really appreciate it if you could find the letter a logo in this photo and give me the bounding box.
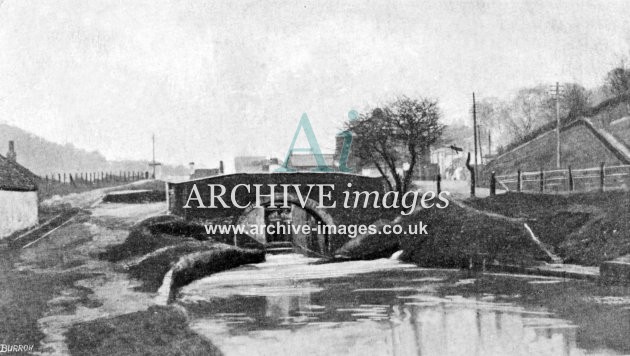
[336,110,358,172]
[276,113,333,172]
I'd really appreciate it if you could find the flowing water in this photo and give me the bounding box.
[177,254,630,356]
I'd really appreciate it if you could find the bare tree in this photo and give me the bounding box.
[502,86,555,141]
[561,83,591,121]
[347,96,443,197]
[605,66,630,97]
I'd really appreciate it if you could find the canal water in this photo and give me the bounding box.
[178,254,630,356]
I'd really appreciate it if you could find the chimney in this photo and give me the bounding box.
[6,141,16,162]
[219,160,224,174]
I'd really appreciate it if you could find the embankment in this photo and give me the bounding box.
[337,190,629,269]
[466,191,630,265]
[335,200,556,268]
[102,215,265,294]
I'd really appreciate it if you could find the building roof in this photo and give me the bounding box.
[190,168,221,180]
[234,156,269,173]
[287,153,335,168]
[0,154,38,191]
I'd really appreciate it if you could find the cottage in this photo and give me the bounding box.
[0,141,38,238]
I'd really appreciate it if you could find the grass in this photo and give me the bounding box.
[103,216,264,293]
[65,305,222,356]
[398,203,551,268]
[0,251,96,354]
[334,202,552,268]
[127,242,218,292]
[334,219,402,260]
[466,191,630,265]
[99,215,210,262]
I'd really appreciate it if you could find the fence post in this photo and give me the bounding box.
[436,173,441,195]
[517,169,522,192]
[539,168,544,193]
[568,166,574,192]
[600,162,605,192]
[466,152,475,197]
[490,171,496,196]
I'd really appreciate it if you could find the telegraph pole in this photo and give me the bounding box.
[550,82,564,168]
[477,124,484,165]
[555,82,561,168]
[488,131,492,156]
[472,92,478,186]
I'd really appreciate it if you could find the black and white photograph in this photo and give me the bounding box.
[1,1,630,355]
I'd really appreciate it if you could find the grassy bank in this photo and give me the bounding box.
[399,203,552,267]
[102,215,265,292]
[335,202,552,268]
[0,254,96,353]
[65,305,222,356]
[99,215,209,262]
[466,191,630,265]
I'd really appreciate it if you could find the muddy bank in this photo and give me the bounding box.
[170,246,265,291]
[65,305,222,356]
[334,219,402,260]
[102,215,265,294]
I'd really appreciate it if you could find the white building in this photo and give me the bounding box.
[0,141,38,239]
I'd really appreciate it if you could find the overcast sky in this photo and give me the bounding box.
[1,0,629,170]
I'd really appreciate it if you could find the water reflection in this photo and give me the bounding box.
[178,254,622,356]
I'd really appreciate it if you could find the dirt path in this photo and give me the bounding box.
[414,179,506,199]
[1,186,166,355]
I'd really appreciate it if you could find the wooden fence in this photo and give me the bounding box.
[40,171,150,186]
[494,164,630,193]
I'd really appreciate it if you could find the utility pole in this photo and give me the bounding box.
[555,82,561,168]
[550,82,563,168]
[488,131,492,156]
[148,134,162,179]
[472,92,478,186]
[477,124,484,166]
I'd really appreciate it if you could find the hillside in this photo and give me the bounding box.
[485,95,630,177]
[0,123,188,176]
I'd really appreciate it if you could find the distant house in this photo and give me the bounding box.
[0,141,38,238]
[234,156,279,173]
[285,153,335,171]
[189,161,224,180]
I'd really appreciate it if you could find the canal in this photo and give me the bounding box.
[177,254,630,356]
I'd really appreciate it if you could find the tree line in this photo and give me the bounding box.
[476,64,630,154]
